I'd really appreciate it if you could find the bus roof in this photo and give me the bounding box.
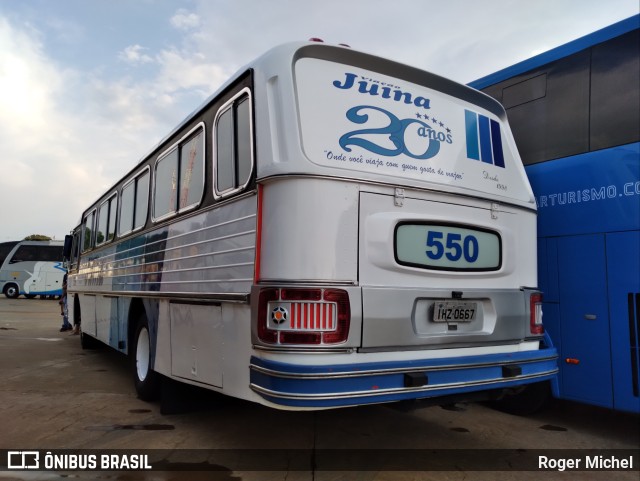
[140,41,508,173]
[470,14,640,89]
[85,41,535,212]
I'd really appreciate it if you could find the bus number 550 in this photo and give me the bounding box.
[426,231,479,263]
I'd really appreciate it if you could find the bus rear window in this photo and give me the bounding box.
[395,223,501,271]
[295,57,533,203]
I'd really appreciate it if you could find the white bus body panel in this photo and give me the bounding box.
[259,177,359,283]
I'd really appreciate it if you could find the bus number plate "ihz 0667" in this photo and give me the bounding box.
[432,301,477,322]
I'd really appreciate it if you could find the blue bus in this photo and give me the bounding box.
[470,15,639,413]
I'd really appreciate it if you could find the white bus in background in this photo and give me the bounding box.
[66,40,558,411]
[0,240,65,299]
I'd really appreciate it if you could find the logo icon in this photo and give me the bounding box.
[8,451,40,469]
[271,306,288,325]
[464,109,505,168]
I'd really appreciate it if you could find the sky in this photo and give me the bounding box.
[0,0,638,241]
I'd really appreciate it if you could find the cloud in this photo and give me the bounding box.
[119,44,154,65]
[0,18,60,142]
[2,0,636,241]
[0,17,159,239]
[0,10,234,239]
[170,8,201,30]
[155,48,230,96]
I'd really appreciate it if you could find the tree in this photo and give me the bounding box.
[23,234,52,241]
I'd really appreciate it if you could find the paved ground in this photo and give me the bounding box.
[0,296,638,480]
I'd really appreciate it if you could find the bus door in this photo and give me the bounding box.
[556,234,613,408]
[606,231,640,412]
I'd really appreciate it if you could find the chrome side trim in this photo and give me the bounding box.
[257,279,357,286]
[250,369,559,401]
[73,290,249,303]
[252,345,355,354]
[249,355,559,380]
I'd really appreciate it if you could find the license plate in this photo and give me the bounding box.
[432,301,477,322]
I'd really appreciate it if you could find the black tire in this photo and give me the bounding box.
[4,284,19,299]
[489,381,551,415]
[131,313,161,402]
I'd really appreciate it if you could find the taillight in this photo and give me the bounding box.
[530,292,544,335]
[257,288,350,345]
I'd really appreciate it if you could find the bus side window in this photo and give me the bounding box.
[119,181,135,235]
[82,210,96,252]
[214,89,253,198]
[10,245,37,263]
[154,149,179,220]
[178,129,204,211]
[134,170,149,230]
[153,125,204,222]
[107,195,118,242]
[590,30,640,150]
[119,168,149,237]
[96,193,118,246]
[41,245,63,262]
[97,200,108,245]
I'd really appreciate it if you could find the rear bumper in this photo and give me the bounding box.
[249,347,558,408]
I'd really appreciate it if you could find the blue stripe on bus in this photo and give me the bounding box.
[490,119,505,168]
[478,115,493,164]
[464,109,480,160]
[249,350,558,408]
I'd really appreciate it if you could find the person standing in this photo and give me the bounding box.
[59,273,72,332]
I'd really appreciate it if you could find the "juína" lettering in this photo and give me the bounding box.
[333,72,431,110]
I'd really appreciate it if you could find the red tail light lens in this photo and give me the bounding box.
[257,288,350,345]
[281,289,322,301]
[530,292,544,335]
[257,289,278,343]
[322,289,351,343]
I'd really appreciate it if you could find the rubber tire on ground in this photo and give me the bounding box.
[4,284,19,299]
[131,313,161,402]
[488,381,551,416]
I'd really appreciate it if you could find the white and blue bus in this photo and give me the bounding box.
[0,240,66,299]
[66,40,557,410]
[470,15,640,413]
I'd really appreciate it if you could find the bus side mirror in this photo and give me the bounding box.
[63,235,73,260]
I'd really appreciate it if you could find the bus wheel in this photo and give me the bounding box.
[131,314,161,402]
[4,284,19,299]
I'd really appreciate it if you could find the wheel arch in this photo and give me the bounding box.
[73,294,81,325]
[3,282,20,299]
[127,298,147,355]
[129,297,162,401]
